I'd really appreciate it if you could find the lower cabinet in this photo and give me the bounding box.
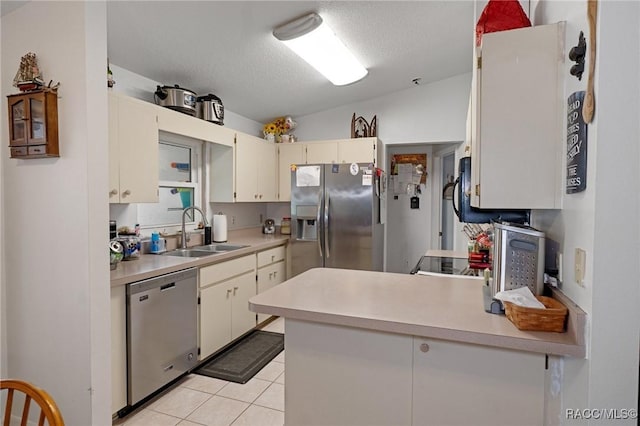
[284,319,546,425]
[256,246,286,323]
[199,254,257,360]
[412,338,545,426]
[110,285,127,416]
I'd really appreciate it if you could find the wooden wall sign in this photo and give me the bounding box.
[566,91,587,193]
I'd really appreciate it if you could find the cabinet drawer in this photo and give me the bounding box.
[257,245,285,268]
[28,145,47,156]
[10,146,27,157]
[200,254,255,287]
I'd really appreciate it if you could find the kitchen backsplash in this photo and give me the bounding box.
[109,201,292,237]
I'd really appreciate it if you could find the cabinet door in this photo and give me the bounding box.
[230,271,257,340]
[278,144,305,201]
[257,141,278,201]
[338,138,376,165]
[412,338,545,425]
[110,286,127,415]
[472,23,563,209]
[117,95,159,203]
[108,95,120,202]
[26,93,47,145]
[200,282,233,360]
[257,261,285,323]
[305,141,338,164]
[285,319,413,426]
[234,133,259,201]
[8,97,27,146]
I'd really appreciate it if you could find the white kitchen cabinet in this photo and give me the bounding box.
[199,254,257,360]
[337,137,377,165]
[412,338,545,425]
[305,141,338,164]
[470,22,564,209]
[256,246,286,323]
[277,143,305,201]
[156,105,234,146]
[283,319,546,425]
[110,285,127,416]
[108,92,159,203]
[286,319,414,426]
[234,132,278,202]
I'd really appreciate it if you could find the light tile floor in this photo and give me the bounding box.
[115,317,285,426]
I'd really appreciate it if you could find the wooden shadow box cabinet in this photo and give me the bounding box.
[7,89,59,158]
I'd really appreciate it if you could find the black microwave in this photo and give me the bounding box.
[453,157,529,224]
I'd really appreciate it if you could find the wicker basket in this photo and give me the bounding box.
[503,296,568,332]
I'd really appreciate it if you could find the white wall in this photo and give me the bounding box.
[294,73,471,145]
[530,0,640,421]
[1,3,110,425]
[109,64,264,136]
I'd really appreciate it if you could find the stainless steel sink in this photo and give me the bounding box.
[162,244,248,258]
[193,243,249,252]
[162,249,219,258]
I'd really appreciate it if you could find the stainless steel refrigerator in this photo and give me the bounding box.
[290,163,384,277]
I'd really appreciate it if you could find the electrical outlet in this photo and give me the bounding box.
[232,216,236,224]
[260,213,264,223]
[575,248,586,286]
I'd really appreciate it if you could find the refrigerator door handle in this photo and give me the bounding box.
[324,193,330,258]
[316,192,323,258]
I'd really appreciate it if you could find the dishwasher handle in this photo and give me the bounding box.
[127,268,197,296]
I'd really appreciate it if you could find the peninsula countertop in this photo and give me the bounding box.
[110,228,289,287]
[249,267,586,357]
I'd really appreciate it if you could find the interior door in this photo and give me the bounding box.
[324,163,375,271]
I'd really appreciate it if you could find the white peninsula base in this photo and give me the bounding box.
[285,318,545,426]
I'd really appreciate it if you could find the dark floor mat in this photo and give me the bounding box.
[194,330,284,384]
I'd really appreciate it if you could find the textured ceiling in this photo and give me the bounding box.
[106,1,474,123]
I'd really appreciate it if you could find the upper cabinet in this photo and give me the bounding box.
[7,89,59,158]
[305,141,338,164]
[277,144,305,202]
[210,132,278,202]
[108,92,159,203]
[470,23,564,209]
[277,138,379,201]
[235,132,277,202]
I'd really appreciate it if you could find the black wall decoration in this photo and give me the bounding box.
[566,91,588,193]
[569,31,586,80]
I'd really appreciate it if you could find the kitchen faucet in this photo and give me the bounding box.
[181,206,208,249]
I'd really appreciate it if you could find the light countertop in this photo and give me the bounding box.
[110,228,289,287]
[249,268,586,357]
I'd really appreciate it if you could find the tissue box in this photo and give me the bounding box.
[504,296,568,332]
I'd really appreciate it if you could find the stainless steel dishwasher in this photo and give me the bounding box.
[127,268,198,406]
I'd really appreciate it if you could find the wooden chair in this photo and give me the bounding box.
[1,379,65,426]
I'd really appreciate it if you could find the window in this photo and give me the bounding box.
[138,134,203,228]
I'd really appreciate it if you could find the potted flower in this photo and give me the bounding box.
[263,116,297,143]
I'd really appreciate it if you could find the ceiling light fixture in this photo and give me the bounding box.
[273,12,368,86]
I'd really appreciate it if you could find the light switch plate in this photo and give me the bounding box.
[575,248,586,286]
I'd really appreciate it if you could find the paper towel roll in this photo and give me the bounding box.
[213,214,227,242]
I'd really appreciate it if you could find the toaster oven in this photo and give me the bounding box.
[492,221,545,296]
